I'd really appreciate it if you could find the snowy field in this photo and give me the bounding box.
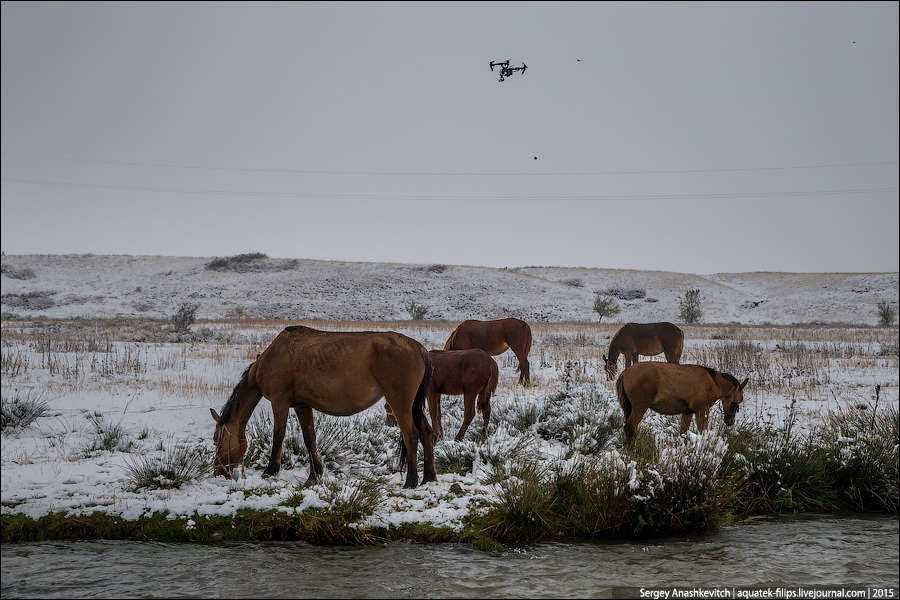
[1,254,898,531]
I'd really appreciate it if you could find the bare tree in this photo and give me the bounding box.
[678,289,703,324]
[593,295,621,322]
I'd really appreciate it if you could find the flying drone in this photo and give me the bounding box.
[490,60,527,82]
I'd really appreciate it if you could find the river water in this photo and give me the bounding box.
[2,514,897,599]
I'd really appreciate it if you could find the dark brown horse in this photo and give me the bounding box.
[427,349,499,442]
[384,349,499,442]
[603,322,684,381]
[443,318,532,385]
[616,361,748,442]
[210,325,435,489]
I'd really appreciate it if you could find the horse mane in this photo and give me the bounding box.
[218,363,253,424]
[720,372,740,387]
[705,367,740,388]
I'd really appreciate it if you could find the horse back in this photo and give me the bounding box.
[257,326,427,412]
[429,348,497,396]
[614,322,683,356]
[444,319,511,356]
[621,361,717,414]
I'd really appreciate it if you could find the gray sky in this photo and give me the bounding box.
[2,1,898,274]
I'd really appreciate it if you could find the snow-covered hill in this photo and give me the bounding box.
[2,254,898,325]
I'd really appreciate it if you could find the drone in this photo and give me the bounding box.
[490,60,527,82]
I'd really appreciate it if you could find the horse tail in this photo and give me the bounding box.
[479,358,500,409]
[398,348,434,469]
[616,374,632,422]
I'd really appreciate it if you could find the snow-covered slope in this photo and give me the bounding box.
[2,254,897,325]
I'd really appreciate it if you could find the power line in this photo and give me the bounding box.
[2,153,897,177]
[2,177,896,200]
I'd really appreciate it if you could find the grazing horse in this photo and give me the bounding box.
[443,318,532,385]
[384,349,499,442]
[603,322,684,381]
[616,361,748,443]
[210,325,435,489]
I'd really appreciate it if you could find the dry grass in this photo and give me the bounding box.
[2,318,897,407]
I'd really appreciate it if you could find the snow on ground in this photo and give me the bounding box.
[1,254,898,531]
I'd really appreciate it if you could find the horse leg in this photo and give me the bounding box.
[624,406,649,444]
[512,350,530,386]
[390,402,421,489]
[679,412,694,435]
[428,391,444,442]
[263,399,290,478]
[414,399,437,485]
[694,408,710,433]
[294,405,323,486]
[477,392,491,438]
[456,393,477,442]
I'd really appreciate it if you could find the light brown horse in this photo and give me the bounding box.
[210,325,435,489]
[603,322,684,381]
[384,349,499,442]
[616,361,748,442]
[443,318,532,385]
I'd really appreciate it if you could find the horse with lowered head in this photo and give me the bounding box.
[443,318,532,385]
[603,321,684,381]
[385,348,499,442]
[210,325,435,489]
[616,361,748,443]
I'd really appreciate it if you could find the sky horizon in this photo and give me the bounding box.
[2,2,898,274]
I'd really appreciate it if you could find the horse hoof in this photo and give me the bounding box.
[422,471,437,485]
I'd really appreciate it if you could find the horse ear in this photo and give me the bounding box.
[740,378,749,390]
[210,408,220,424]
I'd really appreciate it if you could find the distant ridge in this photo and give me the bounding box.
[2,254,897,325]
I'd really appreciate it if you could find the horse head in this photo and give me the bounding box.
[602,354,618,381]
[721,377,749,426]
[210,408,246,478]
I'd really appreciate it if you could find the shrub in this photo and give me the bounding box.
[172,303,199,332]
[678,289,703,324]
[877,299,897,327]
[79,412,136,455]
[124,439,212,490]
[598,287,646,301]
[404,301,429,320]
[1,389,49,432]
[1,291,55,310]
[205,252,268,270]
[592,295,621,322]
[205,253,299,273]
[0,265,36,280]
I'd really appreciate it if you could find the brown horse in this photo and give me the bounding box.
[616,361,748,442]
[427,349,499,442]
[210,325,435,489]
[603,322,684,381]
[384,349,499,442]
[443,318,532,385]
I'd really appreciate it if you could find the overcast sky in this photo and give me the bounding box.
[2,1,898,274]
